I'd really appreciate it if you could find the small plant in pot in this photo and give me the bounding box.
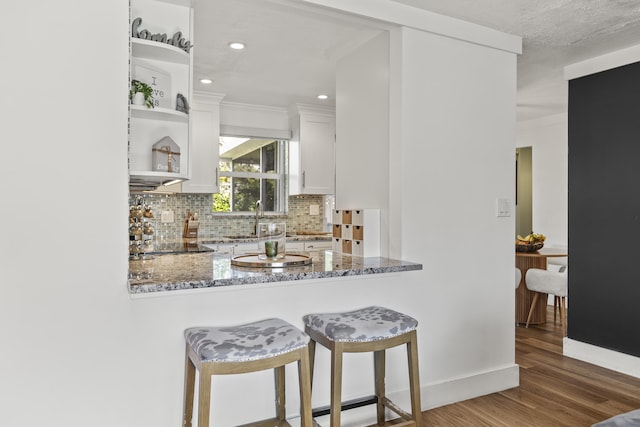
[130,79,154,108]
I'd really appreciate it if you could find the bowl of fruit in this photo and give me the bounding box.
[515,233,546,252]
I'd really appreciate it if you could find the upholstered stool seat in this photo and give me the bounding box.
[183,318,312,427]
[303,306,421,426]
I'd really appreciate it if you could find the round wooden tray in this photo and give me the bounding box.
[231,253,312,268]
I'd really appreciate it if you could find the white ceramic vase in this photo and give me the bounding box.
[132,92,145,106]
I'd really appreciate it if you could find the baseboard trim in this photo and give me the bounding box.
[414,363,520,410]
[564,338,640,379]
[293,364,520,427]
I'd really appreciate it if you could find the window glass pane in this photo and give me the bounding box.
[262,178,277,211]
[219,159,231,172]
[233,149,260,173]
[262,142,276,173]
[213,176,231,212]
[232,177,260,212]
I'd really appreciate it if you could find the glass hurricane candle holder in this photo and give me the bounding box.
[258,222,286,260]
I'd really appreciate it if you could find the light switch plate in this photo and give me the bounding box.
[496,198,511,217]
[309,204,320,215]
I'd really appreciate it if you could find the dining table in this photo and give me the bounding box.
[515,247,568,325]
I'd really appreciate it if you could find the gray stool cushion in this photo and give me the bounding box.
[185,318,309,363]
[592,409,640,426]
[303,306,418,343]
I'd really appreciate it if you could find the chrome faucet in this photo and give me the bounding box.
[254,200,263,236]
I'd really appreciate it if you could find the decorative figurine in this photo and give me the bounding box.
[176,93,190,114]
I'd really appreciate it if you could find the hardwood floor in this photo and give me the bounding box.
[419,306,640,426]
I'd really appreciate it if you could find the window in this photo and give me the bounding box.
[214,137,287,213]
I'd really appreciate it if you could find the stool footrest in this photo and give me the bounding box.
[381,396,412,421]
[311,395,377,418]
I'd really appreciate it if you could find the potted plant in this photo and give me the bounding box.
[130,79,154,108]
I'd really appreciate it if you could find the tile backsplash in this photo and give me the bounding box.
[128,193,330,240]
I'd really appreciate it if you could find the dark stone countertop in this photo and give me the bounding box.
[128,250,422,294]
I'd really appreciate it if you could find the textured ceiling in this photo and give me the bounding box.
[193,0,640,122]
[392,0,640,121]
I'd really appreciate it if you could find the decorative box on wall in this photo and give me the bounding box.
[152,136,180,173]
[331,209,380,257]
[132,59,172,109]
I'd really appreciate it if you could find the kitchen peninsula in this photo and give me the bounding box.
[129,250,422,294]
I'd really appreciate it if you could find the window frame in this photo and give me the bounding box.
[216,138,288,214]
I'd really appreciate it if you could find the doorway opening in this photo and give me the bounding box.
[516,147,532,237]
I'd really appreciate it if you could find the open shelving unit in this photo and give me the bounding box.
[128,0,192,191]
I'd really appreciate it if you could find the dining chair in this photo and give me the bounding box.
[515,267,522,288]
[525,267,568,336]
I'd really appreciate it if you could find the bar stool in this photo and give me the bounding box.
[183,318,313,427]
[303,306,421,426]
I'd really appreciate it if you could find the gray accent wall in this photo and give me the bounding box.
[568,60,640,357]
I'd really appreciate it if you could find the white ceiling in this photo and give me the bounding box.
[192,0,640,122]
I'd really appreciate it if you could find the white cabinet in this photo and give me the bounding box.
[303,241,332,251]
[210,242,258,255]
[180,92,224,193]
[289,104,335,195]
[203,243,235,254]
[206,240,331,255]
[129,0,192,190]
[286,242,305,253]
[232,243,259,255]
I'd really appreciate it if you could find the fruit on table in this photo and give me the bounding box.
[516,232,546,244]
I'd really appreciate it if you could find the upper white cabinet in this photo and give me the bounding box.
[180,92,224,193]
[289,104,335,195]
[128,0,193,190]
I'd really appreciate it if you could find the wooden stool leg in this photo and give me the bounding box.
[525,293,540,328]
[183,349,196,427]
[330,344,344,427]
[197,368,212,427]
[374,350,386,426]
[275,366,286,422]
[308,339,316,390]
[298,347,313,427]
[407,331,421,424]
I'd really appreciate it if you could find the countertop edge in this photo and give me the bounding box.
[128,257,422,294]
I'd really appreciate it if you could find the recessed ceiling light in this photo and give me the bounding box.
[317,94,328,100]
[200,78,212,84]
[228,42,245,50]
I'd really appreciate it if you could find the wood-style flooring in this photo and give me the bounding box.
[419,306,640,426]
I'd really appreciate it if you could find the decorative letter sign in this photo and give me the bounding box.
[131,17,192,53]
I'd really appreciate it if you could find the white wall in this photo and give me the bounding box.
[389,25,518,389]
[336,31,390,211]
[516,113,568,248]
[0,0,132,424]
[0,1,520,426]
